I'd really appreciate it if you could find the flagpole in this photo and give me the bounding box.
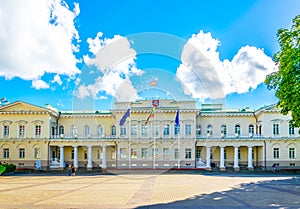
[153,120,156,169]
[129,119,131,169]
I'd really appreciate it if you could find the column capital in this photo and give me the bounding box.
[87,145,93,148]
[73,145,78,148]
[219,145,226,148]
[234,145,240,148]
[247,145,253,148]
[59,145,64,148]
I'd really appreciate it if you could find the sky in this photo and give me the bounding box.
[0,0,299,111]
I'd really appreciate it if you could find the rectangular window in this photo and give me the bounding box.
[185,148,192,159]
[19,125,25,137]
[19,148,25,158]
[3,125,9,137]
[152,148,158,158]
[273,124,279,135]
[252,149,255,159]
[163,148,169,159]
[84,151,88,160]
[111,148,116,159]
[289,125,295,135]
[153,125,159,136]
[72,150,74,160]
[174,148,179,159]
[141,148,148,159]
[130,148,137,159]
[97,150,101,159]
[185,124,192,136]
[224,149,227,160]
[273,148,280,159]
[174,126,180,136]
[120,126,126,136]
[196,125,201,136]
[290,163,296,166]
[141,125,148,137]
[131,125,138,137]
[3,148,9,158]
[34,148,40,159]
[195,149,201,158]
[163,125,170,136]
[120,148,126,159]
[289,148,295,159]
[238,149,241,160]
[35,125,41,136]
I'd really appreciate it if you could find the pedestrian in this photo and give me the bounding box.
[71,164,75,176]
[272,164,276,173]
[67,164,71,176]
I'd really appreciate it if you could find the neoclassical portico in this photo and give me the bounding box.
[197,141,264,171]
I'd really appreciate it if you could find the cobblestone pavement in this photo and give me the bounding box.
[0,172,299,208]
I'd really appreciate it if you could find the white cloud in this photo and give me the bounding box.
[32,79,50,90]
[76,33,143,101]
[52,74,62,85]
[176,30,276,100]
[0,0,80,88]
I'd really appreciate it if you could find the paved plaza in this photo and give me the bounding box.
[0,172,299,208]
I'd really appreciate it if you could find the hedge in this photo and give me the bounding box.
[0,164,16,175]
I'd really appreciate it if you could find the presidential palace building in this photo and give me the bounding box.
[0,99,299,171]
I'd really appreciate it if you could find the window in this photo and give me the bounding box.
[84,151,88,159]
[120,126,126,136]
[85,125,90,137]
[221,125,226,136]
[252,149,255,159]
[290,163,296,166]
[111,125,116,136]
[71,125,77,137]
[207,125,213,135]
[120,148,126,159]
[153,125,159,136]
[3,125,9,137]
[238,149,241,159]
[98,125,103,137]
[196,125,201,136]
[19,125,25,137]
[273,148,280,159]
[131,125,138,137]
[163,124,170,136]
[152,148,159,158]
[141,125,148,137]
[185,124,192,136]
[34,148,40,159]
[185,148,192,159]
[71,150,74,160]
[19,148,25,158]
[35,125,41,136]
[59,126,64,135]
[224,149,227,160]
[196,149,201,158]
[174,126,180,135]
[248,125,254,135]
[3,148,9,158]
[163,148,169,159]
[111,148,116,159]
[235,125,241,135]
[289,124,295,135]
[130,148,137,158]
[174,148,179,159]
[141,148,148,159]
[289,148,295,159]
[273,123,279,135]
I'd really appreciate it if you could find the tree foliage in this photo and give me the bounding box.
[265,15,300,127]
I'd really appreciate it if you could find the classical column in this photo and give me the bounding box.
[206,146,211,170]
[234,146,239,170]
[87,145,93,170]
[73,146,78,168]
[59,146,64,169]
[102,145,107,169]
[220,146,225,171]
[248,146,253,170]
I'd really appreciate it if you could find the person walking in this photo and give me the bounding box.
[67,164,72,176]
[71,164,76,176]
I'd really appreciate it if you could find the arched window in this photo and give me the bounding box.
[85,125,90,137]
[221,125,227,136]
[248,125,254,134]
[111,125,116,136]
[98,125,103,137]
[59,125,64,135]
[235,125,241,135]
[207,125,213,135]
[196,124,201,136]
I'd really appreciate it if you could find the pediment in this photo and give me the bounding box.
[0,101,49,113]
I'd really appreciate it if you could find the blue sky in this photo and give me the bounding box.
[0,0,299,111]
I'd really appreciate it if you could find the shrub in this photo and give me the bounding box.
[0,163,16,175]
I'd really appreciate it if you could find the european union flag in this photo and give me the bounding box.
[119,108,130,126]
[175,110,180,127]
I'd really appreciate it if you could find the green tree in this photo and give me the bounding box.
[265,15,300,128]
